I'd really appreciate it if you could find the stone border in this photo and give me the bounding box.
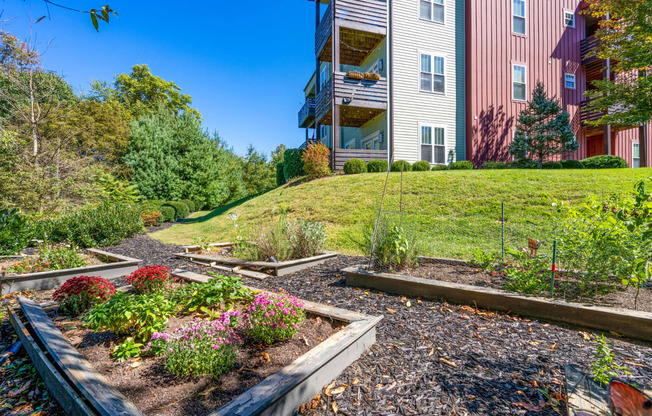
[1,249,141,294]
[343,266,652,342]
[176,244,338,276]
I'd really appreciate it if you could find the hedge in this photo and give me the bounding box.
[481,161,508,169]
[391,160,412,172]
[343,159,367,174]
[367,159,388,173]
[162,201,190,220]
[276,163,286,187]
[560,159,584,169]
[283,148,305,180]
[542,161,563,169]
[581,155,628,169]
[450,161,474,170]
[412,161,430,171]
[431,165,449,171]
[180,199,196,212]
[159,206,176,223]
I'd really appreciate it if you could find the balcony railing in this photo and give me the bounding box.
[316,71,388,122]
[316,4,333,56]
[580,99,605,125]
[334,149,387,171]
[580,35,600,66]
[298,98,316,128]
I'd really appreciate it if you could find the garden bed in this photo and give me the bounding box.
[343,260,652,342]
[1,249,141,295]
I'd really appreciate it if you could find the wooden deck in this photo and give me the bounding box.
[333,149,387,170]
[316,71,387,126]
[580,35,600,66]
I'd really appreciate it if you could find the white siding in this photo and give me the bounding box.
[390,0,466,164]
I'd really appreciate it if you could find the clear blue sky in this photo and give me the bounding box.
[1,1,317,156]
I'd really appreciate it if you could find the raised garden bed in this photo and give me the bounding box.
[7,271,381,416]
[176,243,337,278]
[1,249,141,295]
[343,260,652,342]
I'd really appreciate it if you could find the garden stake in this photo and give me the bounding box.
[501,202,505,259]
[550,239,557,298]
[368,165,392,270]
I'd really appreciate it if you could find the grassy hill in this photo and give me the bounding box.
[150,168,652,259]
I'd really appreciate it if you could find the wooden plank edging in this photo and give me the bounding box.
[343,266,652,342]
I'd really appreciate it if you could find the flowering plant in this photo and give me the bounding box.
[53,276,116,315]
[161,311,241,378]
[127,265,172,294]
[243,292,305,344]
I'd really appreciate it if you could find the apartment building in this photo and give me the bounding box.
[298,0,650,169]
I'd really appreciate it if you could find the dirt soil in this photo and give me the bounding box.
[402,259,652,313]
[52,312,341,416]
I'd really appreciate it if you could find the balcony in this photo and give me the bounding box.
[316,0,388,66]
[580,35,601,67]
[580,99,632,135]
[298,98,316,128]
[316,71,388,126]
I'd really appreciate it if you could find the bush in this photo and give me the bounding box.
[481,161,508,169]
[360,216,422,271]
[542,161,563,169]
[560,159,584,169]
[53,276,116,315]
[390,160,412,172]
[159,206,176,223]
[302,142,331,180]
[343,159,367,174]
[243,292,305,344]
[0,208,30,255]
[449,161,474,170]
[291,220,326,258]
[283,149,304,180]
[367,159,388,173]
[180,199,196,212]
[172,274,252,312]
[412,161,431,171]
[431,165,449,171]
[34,203,144,248]
[141,209,162,227]
[276,163,286,187]
[162,201,190,220]
[511,158,539,169]
[581,155,628,169]
[127,265,172,294]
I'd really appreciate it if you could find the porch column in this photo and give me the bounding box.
[331,0,340,170]
[315,0,321,142]
[641,124,649,168]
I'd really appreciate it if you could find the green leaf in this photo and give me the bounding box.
[90,11,99,31]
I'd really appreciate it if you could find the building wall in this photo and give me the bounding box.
[390,0,466,164]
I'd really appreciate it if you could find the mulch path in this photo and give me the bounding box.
[2,230,651,416]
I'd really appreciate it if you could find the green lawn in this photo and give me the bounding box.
[150,169,652,259]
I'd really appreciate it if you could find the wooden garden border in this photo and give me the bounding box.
[1,249,141,295]
[342,266,652,342]
[6,270,381,416]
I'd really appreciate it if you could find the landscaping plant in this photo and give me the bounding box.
[449,161,474,170]
[8,244,87,275]
[411,161,430,172]
[362,216,422,271]
[243,292,305,344]
[141,209,162,226]
[367,159,388,173]
[53,276,116,315]
[127,265,173,294]
[112,338,143,362]
[581,155,628,169]
[0,208,30,255]
[172,273,252,312]
[390,160,412,172]
[302,142,331,180]
[591,334,631,386]
[283,148,305,180]
[502,248,552,295]
[343,158,367,174]
[290,220,327,259]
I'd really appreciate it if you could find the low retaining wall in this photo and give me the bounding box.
[1,249,141,294]
[343,266,652,342]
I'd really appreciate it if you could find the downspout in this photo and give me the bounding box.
[388,0,394,164]
[315,0,322,143]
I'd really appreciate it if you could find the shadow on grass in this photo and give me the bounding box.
[180,190,273,224]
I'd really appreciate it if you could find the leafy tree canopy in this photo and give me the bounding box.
[241,145,276,195]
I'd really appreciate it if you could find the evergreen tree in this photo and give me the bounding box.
[509,82,578,166]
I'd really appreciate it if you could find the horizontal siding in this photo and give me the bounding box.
[391,0,465,164]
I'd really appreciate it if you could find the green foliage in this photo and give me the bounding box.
[241,145,276,195]
[111,338,143,362]
[560,159,584,169]
[162,201,190,220]
[361,216,421,271]
[343,159,367,174]
[390,160,412,172]
[171,274,252,312]
[276,163,286,187]
[283,149,305,180]
[481,161,509,170]
[39,244,86,270]
[180,199,196,212]
[509,82,578,165]
[581,155,628,169]
[367,159,388,173]
[431,165,450,171]
[411,161,430,172]
[159,206,176,223]
[84,291,178,342]
[302,143,331,180]
[511,158,539,169]
[502,249,552,295]
[590,334,631,386]
[94,171,140,204]
[0,207,30,255]
[244,292,305,344]
[542,161,563,169]
[449,161,474,170]
[469,248,500,270]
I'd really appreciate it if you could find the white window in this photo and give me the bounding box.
[420,0,445,24]
[513,0,526,35]
[564,11,575,28]
[344,139,355,149]
[513,64,527,101]
[633,142,640,168]
[420,53,445,94]
[565,73,576,89]
[420,124,446,164]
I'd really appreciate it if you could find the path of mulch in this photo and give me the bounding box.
[404,260,652,313]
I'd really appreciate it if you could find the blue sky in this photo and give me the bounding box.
[0,1,317,156]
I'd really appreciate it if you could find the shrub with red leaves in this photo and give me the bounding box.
[53,276,116,315]
[127,265,172,294]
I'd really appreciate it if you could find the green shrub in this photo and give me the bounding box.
[141,209,162,227]
[283,148,304,180]
[431,165,449,171]
[511,158,539,169]
[0,208,30,255]
[159,206,176,223]
[542,161,563,169]
[276,163,286,186]
[390,160,412,172]
[560,159,584,169]
[412,161,431,171]
[343,159,367,174]
[449,161,474,170]
[39,244,86,270]
[180,199,196,212]
[162,201,190,220]
[481,161,508,169]
[581,155,628,169]
[367,159,388,173]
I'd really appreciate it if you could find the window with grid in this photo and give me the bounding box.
[420,0,444,23]
[420,125,446,164]
[513,64,527,101]
[564,11,575,27]
[633,143,640,168]
[513,0,526,35]
[420,53,445,94]
[565,73,576,89]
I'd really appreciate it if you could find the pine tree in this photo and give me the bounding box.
[509,82,578,166]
